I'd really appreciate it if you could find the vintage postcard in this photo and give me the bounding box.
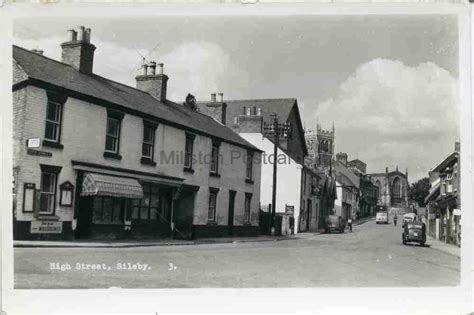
[1,2,472,314]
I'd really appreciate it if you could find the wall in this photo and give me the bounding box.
[240,133,302,233]
[13,85,261,235]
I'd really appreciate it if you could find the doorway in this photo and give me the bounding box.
[228,190,236,235]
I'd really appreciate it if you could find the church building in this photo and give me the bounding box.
[369,167,409,208]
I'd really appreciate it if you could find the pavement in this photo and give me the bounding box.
[13,216,375,248]
[14,215,459,288]
[426,235,460,257]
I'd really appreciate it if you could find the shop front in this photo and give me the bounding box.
[72,162,186,240]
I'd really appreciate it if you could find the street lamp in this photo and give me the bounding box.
[263,113,292,235]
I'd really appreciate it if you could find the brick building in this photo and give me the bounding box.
[12,26,262,240]
[198,97,321,233]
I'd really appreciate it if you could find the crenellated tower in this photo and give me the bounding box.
[305,123,335,170]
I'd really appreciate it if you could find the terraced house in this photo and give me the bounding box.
[12,26,262,241]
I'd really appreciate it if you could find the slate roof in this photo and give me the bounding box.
[12,45,260,152]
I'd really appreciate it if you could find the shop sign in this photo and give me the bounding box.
[453,209,461,216]
[285,205,294,215]
[26,138,41,148]
[31,221,62,234]
[27,149,52,157]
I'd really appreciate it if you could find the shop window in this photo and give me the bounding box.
[244,193,252,223]
[92,197,123,224]
[130,183,162,221]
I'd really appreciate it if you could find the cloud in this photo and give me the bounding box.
[311,59,459,181]
[14,36,247,104]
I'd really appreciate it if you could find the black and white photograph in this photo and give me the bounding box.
[1,2,472,314]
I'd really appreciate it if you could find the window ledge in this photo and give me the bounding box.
[245,179,254,184]
[207,221,218,225]
[243,222,252,226]
[37,215,60,221]
[183,167,195,174]
[42,140,64,150]
[103,151,122,160]
[140,157,156,166]
[209,172,221,178]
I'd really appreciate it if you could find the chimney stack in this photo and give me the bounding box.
[211,93,216,102]
[61,25,96,74]
[135,60,168,102]
[454,141,461,152]
[206,95,227,125]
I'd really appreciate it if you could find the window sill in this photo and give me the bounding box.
[183,167,195,174]
[140,157,156,166]
[207,221,218,225]
[103,151,122,160]
[37,215,60,221]
[209,172,221,178]
[243,222,252,226]
[42,140,64,150]
[245,179,254,184]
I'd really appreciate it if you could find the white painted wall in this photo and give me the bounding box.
[240,133,303,233]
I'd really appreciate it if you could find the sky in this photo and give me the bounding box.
[13,15,460,182]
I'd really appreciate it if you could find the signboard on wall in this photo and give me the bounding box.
[31,221,63,234]
[285,205,294,215]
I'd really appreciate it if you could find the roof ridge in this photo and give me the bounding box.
[13,44,79,71]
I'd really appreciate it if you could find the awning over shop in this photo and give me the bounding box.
[424,182,440,204]
[81,173,144,198]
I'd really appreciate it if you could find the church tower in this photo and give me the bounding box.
[305,123,335,170]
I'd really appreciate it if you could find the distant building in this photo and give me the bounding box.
[368,166,409,208]
[424,141,461,246]
[334,154,360,221]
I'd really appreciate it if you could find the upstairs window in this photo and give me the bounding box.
[43,91,67,148]
[105,117,120,153]
[44,101,62,143]
[141,120,158,165]
[210,139,221,175]
[246,151,253,180]
[38,164,62,215]
[104,109,124,159]
[184,133,195,171]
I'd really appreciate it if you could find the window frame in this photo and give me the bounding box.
[44,100,62,143]
[39,172,57,215]
[246,151,254,181]
[38,164,62,216]
[105,116,121,154]
[141,120,158,165]
[208,187,219,223]
[42,91,67,149]
[210,139,221,176]
[92,196,125,225]
[184,132,196,172]
[22,183,36,213]
[104,109,124,159]
[244,193,252,223]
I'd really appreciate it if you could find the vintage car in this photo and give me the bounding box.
[376,211,389,224]
[324,215,345,233]
[402,221,426,246]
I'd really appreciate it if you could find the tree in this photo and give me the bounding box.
[408,177,430,207]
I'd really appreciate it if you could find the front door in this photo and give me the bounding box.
[228,190,236,235]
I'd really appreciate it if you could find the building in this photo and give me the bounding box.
[424,141,461,246]
[304,124,337,227]
[334,154,360,221]
[368,166,409,208]
[12,26,262,241]
[346,158,378,217]
[198,97,320,233]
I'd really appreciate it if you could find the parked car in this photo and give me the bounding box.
[376,211,389,224]
[324,215,345,233]
[402,221,426,246]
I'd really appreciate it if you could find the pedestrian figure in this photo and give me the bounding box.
[347,218,352,232]
[393,215,397,226]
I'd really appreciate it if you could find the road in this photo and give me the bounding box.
[14,218,460,288]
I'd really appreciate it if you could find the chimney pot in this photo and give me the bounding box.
[85,28,91,42]
[211,93,216,102]
[218,93,223,102]
[148,61,156,75]
[157,63,164,75]
[140,63,148,76]
[454,141,460,152]
[77,26,85,41]
[67,29,77,41]
[37,50,43,55]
